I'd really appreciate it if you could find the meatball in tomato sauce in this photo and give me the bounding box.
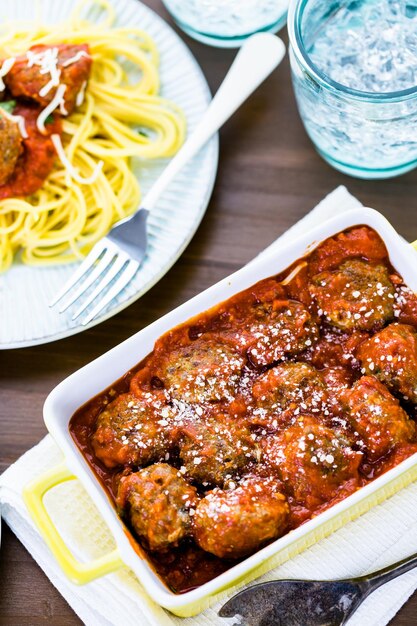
[0,103,63,200]
[245,299,318,368]
[117,464,199,552]
[251,362,329,429]
[262,416,362,508]
[91,392,176,469]
[178,415,258,487]
[4,44,92,114]
[154,335,245,404]
[309,259,395,332]
[357,323,417,403]
[193,476,289,559]
[345,376,415,461]
[0,109,22,185]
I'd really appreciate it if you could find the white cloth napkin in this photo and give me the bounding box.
[2,185,417,626]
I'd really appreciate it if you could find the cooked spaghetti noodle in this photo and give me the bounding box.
[0,0,186,271]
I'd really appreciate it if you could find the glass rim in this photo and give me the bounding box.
[287,0,417,102]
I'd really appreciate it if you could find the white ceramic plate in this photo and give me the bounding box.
[0,0,218,349]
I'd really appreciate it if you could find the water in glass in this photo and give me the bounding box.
[290,0,417,178]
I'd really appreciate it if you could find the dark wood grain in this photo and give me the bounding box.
[1,0,417,623]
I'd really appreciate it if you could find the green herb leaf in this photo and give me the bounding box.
[0,100,17,114]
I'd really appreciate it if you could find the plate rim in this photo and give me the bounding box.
[1,0,219,350]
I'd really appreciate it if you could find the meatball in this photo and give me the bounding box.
[0,109,22,185]
[193,476,289,559]
[309,329,368,370]
[5,44,92,115]
[178,415,257,487]
[309,259,395,332]
[262,416,362,508]
[321,366,353,392]
[357,323,417,403]
[321,366,353,418]
[117,464,198,552]
[251,363,329,428]
[345,376,415,461]
[155,335,245,403]
[245,299,318,368]
[91,392,175,469]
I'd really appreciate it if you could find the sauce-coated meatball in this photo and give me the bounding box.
[178,415,257,487]
[345,376,415,461]
[92,392,175,469]
[0,109,22,185]
[245,299,318,368]
[320,366,353,418]
[155,335,245,403]
[117,464,199,552]
[262,416,362,508]
[5,44,92,114]
[251,362,329,428]
[309,259,395,332]
[193,477,289,559]
[357,323,417,403]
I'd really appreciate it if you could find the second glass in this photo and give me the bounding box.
[162,0,288,47]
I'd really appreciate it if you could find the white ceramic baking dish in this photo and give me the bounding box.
[24,207,417,617]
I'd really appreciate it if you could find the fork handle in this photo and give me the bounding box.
[142,33,286,211]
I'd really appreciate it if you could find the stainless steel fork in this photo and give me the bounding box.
[50,33,285,325]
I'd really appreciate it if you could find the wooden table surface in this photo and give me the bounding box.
[1,1,417,623]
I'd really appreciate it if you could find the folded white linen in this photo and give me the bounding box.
[1,185,417,626]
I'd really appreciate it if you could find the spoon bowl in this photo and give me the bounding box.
[220,579,365,626]
[219,551,417,626]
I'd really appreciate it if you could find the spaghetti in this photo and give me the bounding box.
[0,0,186,271]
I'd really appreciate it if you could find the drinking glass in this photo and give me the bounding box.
[288,0,417,179]
[162,0,288,47]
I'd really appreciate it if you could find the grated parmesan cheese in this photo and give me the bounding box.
[37,84,67,134]
[0,107,28,139]
[27,47,61,98]
[39,68,62,98]
[10,114,28,139]
[75,80,87,107]
[0,57,15,91]
[62,50,90,67]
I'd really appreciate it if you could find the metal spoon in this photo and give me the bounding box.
[219,551,417,626]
